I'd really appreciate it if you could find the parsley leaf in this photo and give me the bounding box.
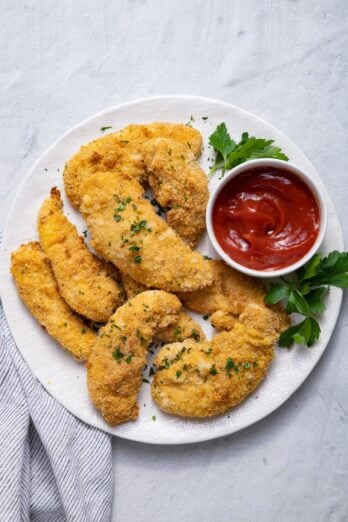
[209,123,236,171]
[264,283,291,305]
[286,289,310,315]
[100,126,113,132]
[305,251,348,287]
[305,287,328,314]
[209,124,289,178]
[265,250,347,348]
[279,317,321,348]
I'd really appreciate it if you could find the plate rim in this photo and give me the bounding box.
[0,94,344,444]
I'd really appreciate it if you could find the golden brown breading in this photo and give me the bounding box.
[117,123,203,158]
[87,290,181,425]
[143,138,209,248]
[64,123,202,210]
[37,188,122,322]
[178,260,289,332]
[120,272,147,299]
[11,242,96,361]
[80,172,213,292]
[151,304,285,418]
[119,272,205,343]
[156,311,205,344]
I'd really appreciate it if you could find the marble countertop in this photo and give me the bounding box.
[1,1,347,520]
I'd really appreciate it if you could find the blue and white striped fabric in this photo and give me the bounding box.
[0,303,113,521]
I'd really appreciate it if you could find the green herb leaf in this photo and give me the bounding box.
[297,253,322,281]
[100,126,113,132]
[209,123,236,170]
[305,287,328,314]
[112,347,124,363]
[286,289,310,315]
[210,364,218,375]
[264,283,291,305]
[208,123,289,178]
[279,317,321,348]
[306,251,348,287]
[307,317,321,346]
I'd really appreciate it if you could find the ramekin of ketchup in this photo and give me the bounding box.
[206,159,327,278]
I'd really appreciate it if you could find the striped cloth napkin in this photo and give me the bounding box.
[0,303,113,521]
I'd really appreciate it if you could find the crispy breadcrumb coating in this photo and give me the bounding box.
[178,260,289,332]
[142,138,209,247]
[87,290,181,425]
[152,304,286,417]
[38,188,122,322]
[11,242,96,361]
[119,272,205,343]
[64,123,202,210]
[80,172,213,292]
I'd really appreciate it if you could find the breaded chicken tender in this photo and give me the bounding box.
[178,260,289,332]
[11,242,96,361]
[37,188,122,322]
[156,311,205,344]
[120,272,147,299]
[152,304,285,417]
[143,138,209,248]
[80,172,213,292]
[64,123,202,210]
[119,272,205,343]
[87,290,181,425]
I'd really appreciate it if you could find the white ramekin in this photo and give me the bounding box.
[206,158,327,278]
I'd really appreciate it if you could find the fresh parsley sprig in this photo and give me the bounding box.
[265,251,348,348]
[208,123,289,178]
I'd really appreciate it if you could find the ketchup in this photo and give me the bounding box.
[212,166,320,271]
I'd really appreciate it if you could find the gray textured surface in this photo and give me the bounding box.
[1,1,347,521]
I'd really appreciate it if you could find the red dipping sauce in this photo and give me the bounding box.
[212,166,320,271]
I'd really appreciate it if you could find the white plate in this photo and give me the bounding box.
[0,96,343,445]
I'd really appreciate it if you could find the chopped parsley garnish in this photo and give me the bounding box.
[152,415,156,421]
[142,378,150,384]
[162,356,170,368]
[176,370,182,379]
[134,255,142,264]
[131,219,152,234]
[209,364,218,375]
[82,230,87,237]
[189,329,200,341]
[129,245,140,252]
[225,357,235,377]
[125,354,133,364]
[114,197,132,219]
[112,347,124,363]
[100,126,113,132]
[136,329,146,344]
[203,255,212,260]
[203,314,209,320]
